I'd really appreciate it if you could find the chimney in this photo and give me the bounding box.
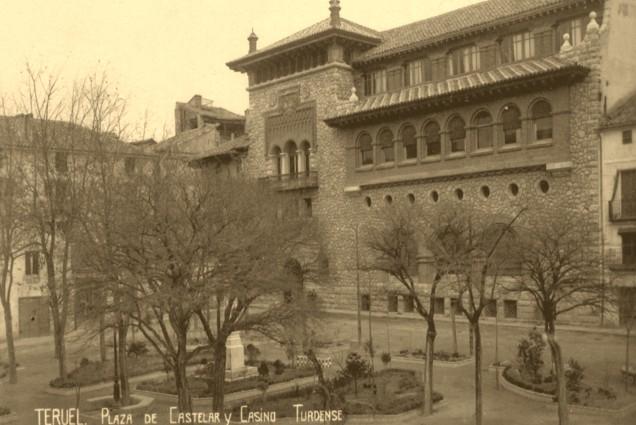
[329,0,341,27]
[248,29,258,53]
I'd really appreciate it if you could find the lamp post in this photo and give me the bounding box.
[355,225,362,346]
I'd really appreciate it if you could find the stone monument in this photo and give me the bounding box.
[225,331,257,381]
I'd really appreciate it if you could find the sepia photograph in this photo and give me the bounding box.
[1,0,636,424]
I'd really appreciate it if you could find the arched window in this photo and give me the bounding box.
[285,141,298,177]
[473,110,493,149]
[357,133,373,166]
[401,125,417,160]
[448,116,466,153]
[502,104,522,145]
[378,129,395,163]
[301,141,311,175]
[424,121,441,156]
[271,146,282,178]
[531,100,553,141]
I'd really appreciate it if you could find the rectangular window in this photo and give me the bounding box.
[448,46,480,76]
[450,298,458,314]
[361,294,371,312]
[557,17,587,48]
[407,60,422,86]
[373,69,387,94]
[303,198,313,218]
[485,299,497,318]
[477,126,493,149]
[387,68,403,92]
[364,74,373,96]
[434,297,445,315]
[25,251,40,276]
[55,152,68,173]
[623,130,633,145]
[403,294,415,313]
[388,293,399,312]
[623,233,636,265]
[504,300,518,319]
[502,32,535,63]
[621,169,636,218]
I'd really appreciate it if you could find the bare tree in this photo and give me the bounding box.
[427,206,524,425]
[365,204,446,415]
[16,66,99,379]
[0,110,33,384]
[505,219,604,425]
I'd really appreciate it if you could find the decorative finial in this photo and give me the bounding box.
[248,29,258,53]
[329,0,341,27]
[349,87,359,102]
[560,33,573,53]
[587,11,600,33]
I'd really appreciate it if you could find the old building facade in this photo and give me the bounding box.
[226,0,633,326]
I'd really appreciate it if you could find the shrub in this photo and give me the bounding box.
[273,359,285,375]
[597,386,617,400]
[80,358,90,367]
[517,327,546,384]
[0,406,10,416]
[344,352,371,395]
[257,361,269,377]
[381,352,391,366]
[565,358,584,393]
[127,341,149,357]
[245,344,261,365]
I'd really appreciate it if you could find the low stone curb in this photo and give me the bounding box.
[498,368,636,418]
[393,355,474,368]
[0,413,18,425]
[45,365,200,396]
[134,376,316,409]
[86,394,155,412]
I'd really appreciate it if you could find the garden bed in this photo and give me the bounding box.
[49,349,212,388]
[394,350,472,368]
[501,366,636,414]
[230,368,443,419]
[136,361,314,398]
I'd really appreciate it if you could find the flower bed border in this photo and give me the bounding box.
[86,394,154,412]
[393,355,474,369]
[498,367,636,418]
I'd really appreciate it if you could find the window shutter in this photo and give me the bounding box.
[500,37,513,64]
[432,57,446,81]
[534,30,554,58]
[480,45,497,70]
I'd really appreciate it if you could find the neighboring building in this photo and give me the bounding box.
[601,92,636,324]
[226,0,636,325]
[0,114,153,340]
[157,95,250,178]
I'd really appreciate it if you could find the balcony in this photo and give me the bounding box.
[606,248,636,272]
[262,171,318,191]
[609,199,636,222]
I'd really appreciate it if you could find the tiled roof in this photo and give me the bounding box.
[179,102,245,122]
[326,56,587,124]
[602,93,636,129]
[155,125,218,154]
[228,18,381,68]
[355,0,597,64]
[190,135,251,162]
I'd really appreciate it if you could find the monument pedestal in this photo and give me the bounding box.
[225,331,257,381]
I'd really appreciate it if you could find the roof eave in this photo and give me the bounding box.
[227,29,382,72]
[325,65,590,128]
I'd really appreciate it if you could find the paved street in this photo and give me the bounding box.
[1,314,636,425]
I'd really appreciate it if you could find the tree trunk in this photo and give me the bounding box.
[173,350,193,413]
[99,313,106,362]
[451,305,458,355]
[117,319,131,406]
[52,314,67,379]
[212,339,227,412]
[547,328,568,425]
[2,304,18,384]
[473,322,483,425]
[422,325,436,415]
[626,327,631,393]
[468,323,474,356]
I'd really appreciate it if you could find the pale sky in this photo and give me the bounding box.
[0,0,481,141]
